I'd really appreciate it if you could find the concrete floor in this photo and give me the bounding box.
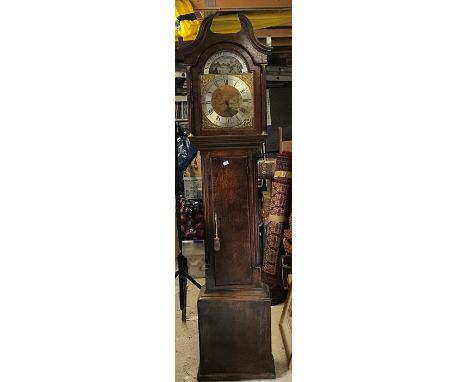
[175,278,292,382]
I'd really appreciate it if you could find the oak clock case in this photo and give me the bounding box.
[179,14,275,381]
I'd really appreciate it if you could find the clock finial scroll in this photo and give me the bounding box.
[178,13,275,381]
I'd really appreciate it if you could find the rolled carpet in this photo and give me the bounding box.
[261,152,292,305]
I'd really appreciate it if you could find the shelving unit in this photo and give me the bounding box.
[175,68,189,129]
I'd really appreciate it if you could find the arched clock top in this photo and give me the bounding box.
[179,12,271,139]
[178,13,272,67]
[202,49,249,74]
[198,44,259,75]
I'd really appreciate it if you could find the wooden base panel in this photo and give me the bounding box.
[197,370,276,381]
[197,285,276,381]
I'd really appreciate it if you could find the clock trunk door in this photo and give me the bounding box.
[208,152,253,286]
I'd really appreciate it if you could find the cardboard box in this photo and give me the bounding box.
[182,240,205,278]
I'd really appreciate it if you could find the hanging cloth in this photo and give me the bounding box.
[175,0,201,41]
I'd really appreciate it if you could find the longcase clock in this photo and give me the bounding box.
[178,14,275,381]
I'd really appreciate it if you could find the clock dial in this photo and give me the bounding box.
[200,74,254,129]
[203,50,248,74]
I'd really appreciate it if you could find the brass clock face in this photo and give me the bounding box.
[203,50,248,74]
[200,73,254,129]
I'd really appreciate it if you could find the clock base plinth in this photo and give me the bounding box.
[197,285,276,381]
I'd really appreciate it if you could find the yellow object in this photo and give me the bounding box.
[175,0,201,42]
[210,11,292,35]
[175,3,292,41]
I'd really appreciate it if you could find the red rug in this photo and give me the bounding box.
[261,152,292,305]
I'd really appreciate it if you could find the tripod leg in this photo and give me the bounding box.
[182,272,201,289]
[178,254,188,321]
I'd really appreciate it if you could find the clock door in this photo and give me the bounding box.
[207,151,254,286]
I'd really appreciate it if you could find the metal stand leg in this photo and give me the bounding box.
[178,254,188,321]
[175,253,201,321]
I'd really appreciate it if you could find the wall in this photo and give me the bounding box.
[265,85,292,155]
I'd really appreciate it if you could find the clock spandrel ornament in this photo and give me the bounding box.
[178,14,275,381]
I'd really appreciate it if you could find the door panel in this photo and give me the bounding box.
[210,154,253,286]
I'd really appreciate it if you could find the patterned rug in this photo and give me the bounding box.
[282,213,292,291]
[283,213,292,255]
[261,152,292,305]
